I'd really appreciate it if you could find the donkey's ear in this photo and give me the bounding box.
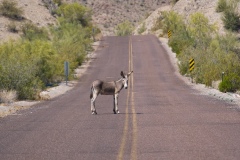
[127,71,133,77]
[120,71,125,78]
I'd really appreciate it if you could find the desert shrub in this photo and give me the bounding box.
[115,20,133,36]
[219,73,240,92]
[7,22,18,33]
[0,0,23,20]
[53,0,62,6]
[161,11,184,34]
[219,77,233,92]
[187,13,216,50]
[0,39,65,99]
[220,0,240,32]
[0,42,43,99]
[152,15,163,32]
[56,3,92,27]
[0,3,94,100]
[51,22,90,73]
[216,0,227,12]
[178,33,240,87]
[162,12,240,91]
[0,90,17,103]
[171,0,179,5]
[21,22,49,41]
[222,10,240,32]
[160,11,193,54]
[138,22,146,34]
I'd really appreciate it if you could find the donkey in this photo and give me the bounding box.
[90,71,133,115]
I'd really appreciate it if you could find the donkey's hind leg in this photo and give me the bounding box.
[90,88,98,115]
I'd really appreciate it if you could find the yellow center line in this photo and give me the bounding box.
[116,36,132,160]
[130,36,137,160]
[116,91,129,160]
[117,36,137,160]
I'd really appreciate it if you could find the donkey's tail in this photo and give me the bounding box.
[90,86,93,99]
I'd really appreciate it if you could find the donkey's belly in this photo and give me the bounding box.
[100,88,115,95]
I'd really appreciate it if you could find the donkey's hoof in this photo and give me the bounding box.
[92,111,97,115]
[113,110,120,114]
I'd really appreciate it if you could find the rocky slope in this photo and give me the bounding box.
[0,0,56,43]
[135,0,224,35]
[173,0,224,34]
[72,0,171,35]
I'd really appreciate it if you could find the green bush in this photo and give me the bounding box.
[7,22,18,33]
[53,0,62,6]
[219,73,240,92]
[160,11,240,91]
[219,77,233,92]
[56,3,92,27]
[0,0,23,20]
[115,20,133,36]
[161,11,184,34]
[216,0,227,12]
[51,22,91,71]
[187,13,216,50]
[0,3,94,100]
[171,0,179,5]
[0,41,43,99]
[220,0,240,32]
[21,22,49,41]
[138,22,146,34]
[222,10,240,32]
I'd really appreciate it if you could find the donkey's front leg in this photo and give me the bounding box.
[113,93,120,114]
[91,92,98,115]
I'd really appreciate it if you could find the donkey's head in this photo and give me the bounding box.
[120,71,133,89]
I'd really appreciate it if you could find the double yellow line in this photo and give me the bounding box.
[117,37,137,160]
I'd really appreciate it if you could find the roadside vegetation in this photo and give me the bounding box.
[115,20,134,36]
[155,10,240,92]
[216,0,240,32]
[0,1,99,102]
[0,0,24,20]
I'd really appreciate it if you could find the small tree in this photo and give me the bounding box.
[21,23,49,41]
[56,3,92,27]
[187,13,216,50]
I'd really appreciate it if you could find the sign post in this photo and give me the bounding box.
[92,28,95,42]
[64,61,69,85]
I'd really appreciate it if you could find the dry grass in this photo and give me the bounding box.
[0,90,17,104]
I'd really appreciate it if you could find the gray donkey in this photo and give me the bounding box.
[90,71,133,115]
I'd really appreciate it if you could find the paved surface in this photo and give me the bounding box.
[1,35,240,160]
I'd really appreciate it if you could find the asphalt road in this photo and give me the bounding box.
[1,35,240,160]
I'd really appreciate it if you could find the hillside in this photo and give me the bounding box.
[75,0,171,35]
[0,0,171,41]
[0,0,56,43]
[0,0,228,41]
[135,0,224,35]
[173,0,224,34]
